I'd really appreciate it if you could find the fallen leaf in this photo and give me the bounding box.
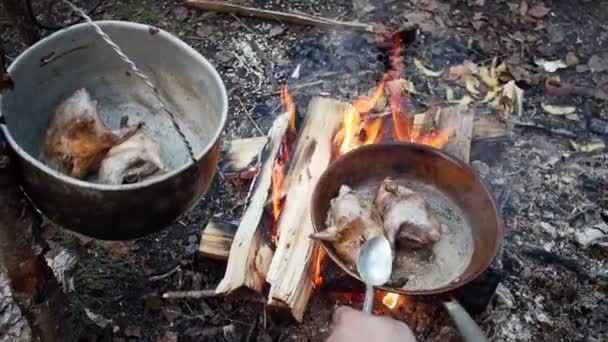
[481,89,500,103]
[173,7,189,22]
[566,52,579,66]
[535,58,567,73]
[458,95,473,106]
[158,332,178,342]
[570,140,606,153]
[542,104,576,115]
[464,76,481,95]
[196,26,214,38]
[502,81,524,116]
[446,87,455,102]
[528,3,550,18]
[508,64,533,84]
[414,59,443,77]
[480,67,498,89]
[588,54,608,73]
[565,114,580,121]
[443,60,478,81]
[576,65,590,73]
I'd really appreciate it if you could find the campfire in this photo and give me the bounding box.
[198,31,478,322]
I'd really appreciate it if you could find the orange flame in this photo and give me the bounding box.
[312,248,326,288]
[334,81,386,156]
[382,292,400,309]
[271,84,298,243]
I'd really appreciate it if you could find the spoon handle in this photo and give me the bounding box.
[442,298,488,342]
[362,285,374,314]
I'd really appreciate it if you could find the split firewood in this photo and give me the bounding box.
[436,106,475,163]
[97,131,167,184]
[310,185,384,266]
[186,0,375,32]
[41,88,142,179]
[198,220,238,260]
[375,178,441,249]
[215,113,290,295]
[266,97,350,322]
[220,136,268,174]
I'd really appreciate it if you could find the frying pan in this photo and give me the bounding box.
[310,142,503,341]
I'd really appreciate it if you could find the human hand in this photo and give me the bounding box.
[327,306,417,342]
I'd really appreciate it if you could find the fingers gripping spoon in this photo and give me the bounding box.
[356,236,393,314]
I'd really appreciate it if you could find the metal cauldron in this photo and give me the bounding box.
[0,21,228,240]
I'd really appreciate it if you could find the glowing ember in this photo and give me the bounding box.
[312,248,326,288]
[271,84,298,243]
[382,292,400,309]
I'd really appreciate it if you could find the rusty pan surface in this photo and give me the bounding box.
[310,142,503,296]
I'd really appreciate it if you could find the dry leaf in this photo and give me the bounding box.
[566,52,579,66]
[443,60,478,81]
[535,58,567,73]
[480,67,498,89]
[570,140,605,153]
[481,89,500,103]
[446,87,455,102]
[565,114,580,121]
[458,95,473,106]
[465,76,481,95]
[414,59,443,77]
[528,3,550,18]
[502,81,524,116]
[541,104,576,115]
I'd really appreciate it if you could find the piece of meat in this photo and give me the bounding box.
[97,131,167,184]
[310,185,384,266]
[41,88,142,179]
[375,178,441,248]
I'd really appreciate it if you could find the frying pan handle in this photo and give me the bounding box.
[442,298,488,342]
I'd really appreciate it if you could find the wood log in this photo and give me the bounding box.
[436,105,475,163]
[266,97,350,321]
[198,220,237,260]
[215,113,290,294]
[185,0,375,32]
[220,137,267,174]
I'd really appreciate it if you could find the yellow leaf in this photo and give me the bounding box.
[459,95,473,106]
[480,66,498,89]
[465,76,481,95]
[542,104,577,115]
[414,59,443,77]
[481,89,500,103]
[446,87,455,102]
[570,140,605,153]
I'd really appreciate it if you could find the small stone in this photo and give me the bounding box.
[173,7,189,22]
[588,54,608,72]
[196,26,214,38]
[528,3,550,18]
[539,222,556,237]
[495,283,515,308]
[566,52,579,66]
[269,26,285,37]
[471,160,490,177]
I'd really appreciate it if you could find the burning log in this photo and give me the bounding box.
[266,97,350,321]
[215,113,290,294]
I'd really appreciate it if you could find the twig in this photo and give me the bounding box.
[149,265,181,281]
[237,98,264,136]
[511,118,578,138]
[162,289,217,299]
[250,40,278,90]
[186,0,375,32]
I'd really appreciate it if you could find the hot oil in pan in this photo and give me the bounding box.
[355,179,474,291]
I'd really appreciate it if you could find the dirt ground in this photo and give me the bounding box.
[1,0,608,341]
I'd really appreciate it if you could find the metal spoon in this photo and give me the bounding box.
[356,235,393,314]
